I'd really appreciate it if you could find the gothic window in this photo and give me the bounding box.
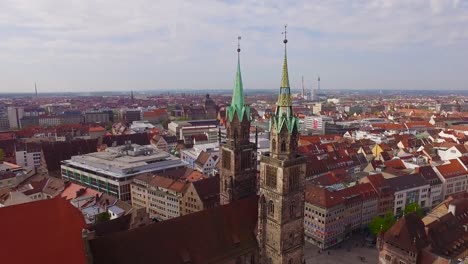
[265,166,277,188]
[289,167,300,192]
[272,139,276,151]
[268,200,274,216]
[281,140,286,152]
[224,180,228,191]
[222,150,231,169]
[290,203,295,218]
[241,151,251,170]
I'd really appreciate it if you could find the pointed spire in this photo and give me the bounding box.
[281,29,290,89]
[226,36,250,122]
[277,25,292,108]
[231,36,244,108]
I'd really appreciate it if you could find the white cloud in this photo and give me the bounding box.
[0,0,467,92]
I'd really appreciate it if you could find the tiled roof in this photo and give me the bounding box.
[193,175,219,202]
[435,159,468,179]
[195,151,212,167]
[0,197,87,264]
[149,176,189,193]
[61,182,102,200]
[89,195,258,264]
[384,212,428,253]
[418,166,442,185]
[386,174,428,192]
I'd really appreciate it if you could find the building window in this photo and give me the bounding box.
[272,139,276,152]
[222,150,231,169]
[290,203,295,218]
[268,200,274,216]
[266,165,277,188]
[289,167,300,191]
[281,140,286,152]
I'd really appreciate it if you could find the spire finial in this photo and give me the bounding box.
[282,24,288,44]
[237,36,241,53]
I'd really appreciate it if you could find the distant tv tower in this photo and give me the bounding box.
[35,82,38,98]
[317,76,321,91]
[301,76,305,99]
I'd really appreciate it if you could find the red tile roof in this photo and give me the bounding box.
[0,197,87,264]
[436,159,468,179]
[89,195,258,264]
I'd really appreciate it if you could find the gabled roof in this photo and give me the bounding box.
[195,150,212,167]
[384,212,428,253]
[192,175,220,201]
[435,159,467,179]
[89,195,258,264]
[0,197,87,264]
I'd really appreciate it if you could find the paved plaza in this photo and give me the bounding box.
[304,234,379,264]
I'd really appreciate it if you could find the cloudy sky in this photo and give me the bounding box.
[1,0,467,93]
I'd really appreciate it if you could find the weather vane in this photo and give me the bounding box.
[237,36,241,52]
[282,24,288,43]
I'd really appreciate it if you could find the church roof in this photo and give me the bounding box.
[0,197,87,264]
[89,195,259,264]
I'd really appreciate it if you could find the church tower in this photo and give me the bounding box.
[220,37,257,205]
[258,26,307,264]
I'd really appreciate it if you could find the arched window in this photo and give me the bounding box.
[268,200,274,216]
[281,140,286,152]
[272,139,276,151]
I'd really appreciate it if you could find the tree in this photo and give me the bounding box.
[404,202,424,217]
[95,212,111,223]
[0,148,4,162]
[369,212,396,235]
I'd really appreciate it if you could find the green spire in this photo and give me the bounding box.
[226,36,251,123]
[280,45,290,88]
[276,26,292,108]
[231,53,244,108]
[270,25,299,133]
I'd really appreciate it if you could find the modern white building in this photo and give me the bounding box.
[433,159,468,199]
[386,174,430,215]
[60,144,186,201]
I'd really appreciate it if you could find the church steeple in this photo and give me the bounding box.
[257,26,306,264]
[270,26,299,154]
[227,36,251,123]
[220,36,257,206]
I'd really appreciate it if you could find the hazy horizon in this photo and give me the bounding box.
[1,0,468,93]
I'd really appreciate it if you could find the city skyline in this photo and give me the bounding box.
[1,0,468,93]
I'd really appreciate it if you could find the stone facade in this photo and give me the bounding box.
[257,33,307,264]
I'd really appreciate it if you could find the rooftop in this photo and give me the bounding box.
[63,144,185,178]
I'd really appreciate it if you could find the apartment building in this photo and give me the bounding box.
[304,182,378,249]
[418,166,444,206]
[386,174,430,215]
[434,159,468,198]
[180,175,220,215]
[131,174,188,221]
[361,173,395,217]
